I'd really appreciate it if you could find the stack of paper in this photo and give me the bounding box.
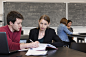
[25,49,47,56]
[25,43,57,56]
[18,49,28,51]
[30,43,47,50]
[30,43,57,50]
[47,44,56,48]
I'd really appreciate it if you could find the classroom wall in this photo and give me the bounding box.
[3,0,86,2]
[0,0,86,14]
[1,0,86,42]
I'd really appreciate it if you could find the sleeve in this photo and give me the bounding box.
[50,29,64,47]
[0,29,21,50]
[26,29,33,43]
[6,35,20,50]
[63,26,73,35]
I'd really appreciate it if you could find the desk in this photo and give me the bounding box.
[70,34,86,38]
[0,47,86,57]
[69,34,86,43]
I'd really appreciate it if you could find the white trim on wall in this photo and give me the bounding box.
[66,3,68,19]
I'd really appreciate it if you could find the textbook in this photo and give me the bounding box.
[25,43,58,56]
[30,43,58,50]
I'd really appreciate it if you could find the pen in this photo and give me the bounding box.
[29,39,33,42]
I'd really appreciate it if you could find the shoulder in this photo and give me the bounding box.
[30,28,39,32]
[59,24,66,28]
[69,27,73,30]
[47,28,55,32]
[70,27,73,31]
[70,27,73,29]
[0,25,8,32]
[30,28,38,31]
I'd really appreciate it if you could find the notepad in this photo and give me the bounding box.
[18,49,28,51]
[30,43,47,50]
[30,43,58,50]
[25,49,47,56]
[25,43,58,56]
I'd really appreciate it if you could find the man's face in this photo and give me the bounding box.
[12,18,22,31]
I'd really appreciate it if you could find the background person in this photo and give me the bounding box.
[57,18,73,47]
[67,20,76,43]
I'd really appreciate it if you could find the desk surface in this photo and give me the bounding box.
[69,34,86,38]
[0,47,86,57]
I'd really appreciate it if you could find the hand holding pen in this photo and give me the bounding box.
[29,39,33,42]
[20,39,39,49]
[29,39,39,48]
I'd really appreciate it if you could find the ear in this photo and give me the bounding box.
[9,21,13,25]
[48,23,50,26]
[38,20,40,24]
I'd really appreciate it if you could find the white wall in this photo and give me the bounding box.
[0,0,4,14]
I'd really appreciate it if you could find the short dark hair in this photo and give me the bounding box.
[67,20,72,24]
[60,18,67,25]
[39,15,50,23]
[7,11,24,25]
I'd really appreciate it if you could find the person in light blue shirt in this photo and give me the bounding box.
[57,18,73,46]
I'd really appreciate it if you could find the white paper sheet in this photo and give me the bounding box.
[18,49,28,51]
[30,43,56,50]
[25,49,47,56]
[30,43,47,50]
[25,43,57,56]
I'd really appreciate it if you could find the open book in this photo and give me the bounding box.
[30,43,58,51]
[25,43,58,56]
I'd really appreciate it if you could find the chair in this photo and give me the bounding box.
[77,33,86,43]
[70,42,86,53]
[20,35,29,43]
[21,30,23,35]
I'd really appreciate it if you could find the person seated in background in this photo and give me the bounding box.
[57,18,73,47]
[0,11,39,50]
[27,15,63,47]
[67,20,76,43]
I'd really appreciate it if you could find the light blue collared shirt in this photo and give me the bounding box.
[57,23,72,42]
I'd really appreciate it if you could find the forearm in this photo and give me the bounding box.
[50,42,64,47]
[8,41,20,50]
[20,43,30,49]
[20,41,39,50]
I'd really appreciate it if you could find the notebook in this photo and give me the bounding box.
[0,32,18,54]
[30,43,58,51]
[25,43,58,56]
[25,49,47,56]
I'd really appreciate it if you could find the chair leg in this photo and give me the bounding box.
[81,40,82,43]
[77,39,79,43]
